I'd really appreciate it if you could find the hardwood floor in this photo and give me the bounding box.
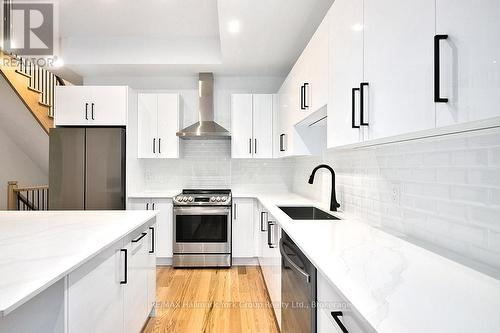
[142,266,280,333]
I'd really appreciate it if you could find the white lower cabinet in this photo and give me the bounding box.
[128,198,173,259]
[232,198,255,258]
[256,205,281,330]
[317,272,375,333]
[67,223,156,333]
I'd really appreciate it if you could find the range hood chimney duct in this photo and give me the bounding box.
[176,73,231,139]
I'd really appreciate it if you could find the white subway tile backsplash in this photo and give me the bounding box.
[292,127,500,273]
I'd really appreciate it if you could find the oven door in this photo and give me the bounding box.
[173,206,231,254]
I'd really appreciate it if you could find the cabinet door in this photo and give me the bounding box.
[231,94,254,158]
[137,94,158,159]
[152,199,173,258]
[436,0,500,126]
[128,198,151,211]
[327,0,364,148]
[232,198,255,257]
[157,94,180,158]
[269,221,281,329]
[303,14,329,113]
[364,0,435,140]
[146,224,157,315]
[54,86,92,126]
[67,239,124,333]
[123,232,149,333]
[252,94,273,158]
[90,86,127,126]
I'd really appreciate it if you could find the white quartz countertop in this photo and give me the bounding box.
[239,191,500,333]
[0,210,157,317]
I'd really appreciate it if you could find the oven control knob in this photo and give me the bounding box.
[188,196,194,202]
[210,196,216,202]
[176,196,182,202]
[221,196,227,202]
[183,196,188,202]
[216,196,221,202]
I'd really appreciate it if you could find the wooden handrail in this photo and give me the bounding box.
[13,185,49,192]
[7,181,49,210]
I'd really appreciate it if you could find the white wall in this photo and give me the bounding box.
[292,127,500,275]
[0,128,48,210]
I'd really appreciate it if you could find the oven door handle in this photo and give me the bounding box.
[279,237,311,283]
[174,206,230,215]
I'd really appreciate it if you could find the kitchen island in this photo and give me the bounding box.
[0,210,157,333]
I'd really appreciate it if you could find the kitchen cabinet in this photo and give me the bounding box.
[327,0,364,148]
[231,94,274,159]
[435,0,500,126]
[256,205,281,330]
[67,238,125,333]
[138,93,179,159]
[363,0,436,140]
[317,272,375,333]
[128,198,173,258]
[232,198,255,257]
[55,86,128,126]
[146,225,157,314]
[123,230,150,333]
[67,224,156,333]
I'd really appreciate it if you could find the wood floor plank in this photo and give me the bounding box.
[142,266,280,333]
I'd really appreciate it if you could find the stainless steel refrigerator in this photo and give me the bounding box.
[49,127,126,210]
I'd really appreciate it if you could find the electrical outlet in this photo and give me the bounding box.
[391,183,401,205]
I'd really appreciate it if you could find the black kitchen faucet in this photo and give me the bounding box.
[308,164,340,212]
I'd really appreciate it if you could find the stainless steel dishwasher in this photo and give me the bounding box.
[280,231,317,333]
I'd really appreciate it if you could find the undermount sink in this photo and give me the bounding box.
[278,206,340,220]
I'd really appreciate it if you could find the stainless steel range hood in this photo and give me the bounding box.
[176,73,231,139]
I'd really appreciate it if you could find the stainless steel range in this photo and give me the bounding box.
[173,189,232,267]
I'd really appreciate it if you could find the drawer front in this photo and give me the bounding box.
[317,272,375,333]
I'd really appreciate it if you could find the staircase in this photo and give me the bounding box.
[0,50,66,134]
[7,181,49,210]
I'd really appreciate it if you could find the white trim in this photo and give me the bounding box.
[329,116,500,150]
[232,257,259,266]
[156,257,172,266]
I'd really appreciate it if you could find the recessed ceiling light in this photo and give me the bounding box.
[227,20,241,34]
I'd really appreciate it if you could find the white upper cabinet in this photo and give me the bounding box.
[137,93,179,159]
[252,94,273,158]
[55,86,128,126]
[231,94,274,159]
[363,0,436,140]
[327,0,364,148]
[435,0,500,126]
[231,94,253,158]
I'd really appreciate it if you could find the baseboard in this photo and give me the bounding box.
[232,257,259,266]
[156,257,172,266]
[157,257,259,266]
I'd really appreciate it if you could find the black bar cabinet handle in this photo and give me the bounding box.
[331,311,349,333]
[254,138,257,155]
[267,221,276,248]
[91,103,95,120]
[85,103,88,120]
[360,82,369,126]
[132,232,147,243]
[149,227,155,254]
[120,249,127,284]
[152,202,155,210]
[249,138,252,154]
[303,83,309,108]
[158,138,161,154]
[153,138,156,154]
[434,34,449,103]
[234,204,237,220]
[260,212,268,232]
[146,202,149,210]
[300,84,305,110]
[351,88,360,129]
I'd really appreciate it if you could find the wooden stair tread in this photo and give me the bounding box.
[28,86,42,93]
[15,70,31,78]
[39,101,51,107]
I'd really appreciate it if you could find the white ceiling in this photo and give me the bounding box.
[58,0,334,78]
